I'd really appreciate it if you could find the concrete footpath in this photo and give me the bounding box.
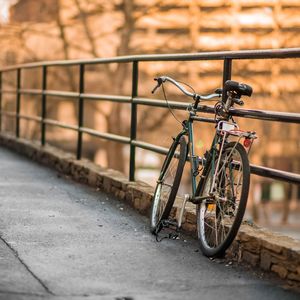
[0,147,298,300]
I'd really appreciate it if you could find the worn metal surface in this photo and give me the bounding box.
[0,147,298,300]
[1,48,300,71]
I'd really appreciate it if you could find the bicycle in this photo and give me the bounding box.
[149,76,257,257]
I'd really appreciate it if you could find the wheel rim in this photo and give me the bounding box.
[199,145,245,251]
[151,143,181,229]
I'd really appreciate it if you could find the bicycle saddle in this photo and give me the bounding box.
[224,80,253,97]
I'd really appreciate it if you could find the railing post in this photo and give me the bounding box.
[0,71,2,132]
[77,63,85,160]
[129,61,138,181]
[41,66,47,145]
[16,68,21,138]
[222,58,232,103]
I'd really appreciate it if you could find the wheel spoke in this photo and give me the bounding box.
[198,142,249,256]
[150,137,186,234]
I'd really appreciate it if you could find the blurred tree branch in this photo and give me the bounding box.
[54,0,77,91]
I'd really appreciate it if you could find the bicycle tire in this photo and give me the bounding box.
[196,142,250,257]
[150,136,187,234]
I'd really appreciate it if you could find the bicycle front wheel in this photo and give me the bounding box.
[197,142,250,257]
[150,136,187,234]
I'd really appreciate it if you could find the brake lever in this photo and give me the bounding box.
[151,84,160,94]
[151,77,163,94]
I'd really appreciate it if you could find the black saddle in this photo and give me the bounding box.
[215,81,253,98]
[224,80,253,97]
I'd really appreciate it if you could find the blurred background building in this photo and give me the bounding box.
[0,0,299,237]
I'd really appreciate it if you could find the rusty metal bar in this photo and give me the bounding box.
[16,69,21,138]
[1,48,300,71]
[77,64,85,160]
[41,66,47,145]
[129,61,139,181]
[222,58,232,103]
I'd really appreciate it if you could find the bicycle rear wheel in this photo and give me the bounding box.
[150,136,187,234]
[197,142,250,257]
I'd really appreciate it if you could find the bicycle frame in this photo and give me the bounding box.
[173,111,217,199]
[175,109,256,205]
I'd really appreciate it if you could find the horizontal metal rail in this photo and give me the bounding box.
[229,108,300,123]
[19,114,41,122]
[0,89,131,103]
[0,111,130,143]
[1,113,299,184]
[17,89,42,96]
[45,90,78,98]
[0,89,18,94]
[0,111,42,122]
[1,48,300,72]
[2,89,300,123]
[134,97,300,123]
[43,119,78,131]
[82,93,131,103]
[132,140,169,155]
[0,48,299,185]
[250,165,300,185]
[4,89,300,123]
[132,139,300,184]
[3,91,300,124]
[79,127,130,144]
[1,111,16,117]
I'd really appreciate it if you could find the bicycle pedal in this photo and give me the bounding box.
[168,232,179,240]
[190,195,215,204]
[162,219,178,228]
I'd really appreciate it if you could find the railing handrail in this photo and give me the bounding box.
[0,48,299,185]
[1,47,300,72]
[2,88,299,123]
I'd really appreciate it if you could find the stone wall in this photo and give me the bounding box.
[0,132,299,290]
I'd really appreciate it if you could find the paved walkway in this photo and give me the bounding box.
[0,147,298,300]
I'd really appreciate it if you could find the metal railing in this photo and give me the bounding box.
[0,48,300,184]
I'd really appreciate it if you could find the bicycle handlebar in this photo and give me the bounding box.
[152,76,221,101]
